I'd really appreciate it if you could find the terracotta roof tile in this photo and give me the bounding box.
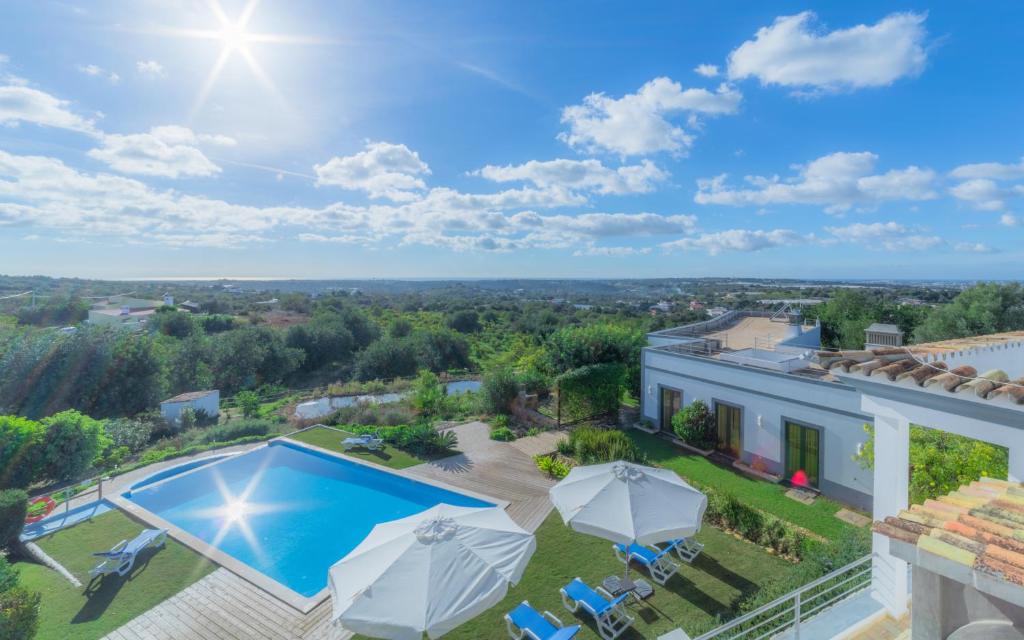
[874,478,1024,587]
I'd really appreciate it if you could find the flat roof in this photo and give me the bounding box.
[162,390,218,403]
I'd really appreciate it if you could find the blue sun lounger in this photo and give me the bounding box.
[560,578,634,640]
[505,601,581,640]
[89,528,167,578]
[613,542,680,585]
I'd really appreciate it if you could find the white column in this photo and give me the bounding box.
[871,412,910,617]
[1009,447,1024,483]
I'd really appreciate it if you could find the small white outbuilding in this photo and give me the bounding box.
[160,390,220,424]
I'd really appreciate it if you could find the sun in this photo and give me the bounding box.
[152,0,322,118]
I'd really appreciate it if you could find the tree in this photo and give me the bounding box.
[411,370,444,417]
[409,329,471,373]
[448,310,481,334]
[914,283,1024,343]
[855,423,1009,504]
[480,367,519,415]
[389,318,413,338]
[151,310,194,337]
[354,337,419,381]
[0,417,43,489]
[235,390,261,419]
[809,290,881,350]
[38,410,110,482]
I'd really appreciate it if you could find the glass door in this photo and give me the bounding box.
[784,421,820,489]
[715,402,742,458]
[659,388,681,432]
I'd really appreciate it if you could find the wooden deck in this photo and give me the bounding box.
[405,421,557,532]
[103,421,556,640]
[102,569,339,640]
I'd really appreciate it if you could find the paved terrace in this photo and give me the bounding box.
[102,422,561,640]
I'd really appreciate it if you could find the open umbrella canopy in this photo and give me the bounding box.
[549,460,707,546]
[329,504,536,640]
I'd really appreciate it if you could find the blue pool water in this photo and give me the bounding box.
[124,441,492,597]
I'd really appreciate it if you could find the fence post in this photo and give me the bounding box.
[556,382,561,427]
[794,590,802,640]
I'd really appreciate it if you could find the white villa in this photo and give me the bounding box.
[643,311,1024,639]
[641,310,874,509]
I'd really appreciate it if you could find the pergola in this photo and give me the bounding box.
[832,348,1024,619]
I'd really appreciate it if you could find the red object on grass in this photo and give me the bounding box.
[790,470,809,487]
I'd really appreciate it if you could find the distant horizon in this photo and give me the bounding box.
[0,272,1011,286]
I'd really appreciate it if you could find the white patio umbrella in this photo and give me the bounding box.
[329,504,536,640]
[548,460,707,546]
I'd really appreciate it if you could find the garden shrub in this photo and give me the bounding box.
[480,367,519,415]
[38,410,109,482]
[564,426,641,464]
[0,557,18,593]
[671,399,716,450]
[199,419,273,443]
[701,485,810,560]
[490,427,516,442]
[556,363,624,422]
[0,417,43,489]
[0,489,28,549]
[235,390,261,418]
[534,454,571,479]
[411,370,445,417]
[348,424,458,456]
[103,418,153,453]
[0,587,41,640]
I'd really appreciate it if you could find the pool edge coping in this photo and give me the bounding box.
[109,432,508,614]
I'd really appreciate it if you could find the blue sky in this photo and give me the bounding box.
[1,1,1022,280]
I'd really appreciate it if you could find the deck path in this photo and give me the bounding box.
[405,421,557,532]
[103,421,556,640]
[102,568,339,640]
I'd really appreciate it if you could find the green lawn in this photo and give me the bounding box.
[286,425,447,470]
[629,431,856,539]
[16,510,216,640]
[440,511,797,640]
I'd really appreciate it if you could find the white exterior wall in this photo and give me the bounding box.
[161,392,220,423]
[642,348,874,509]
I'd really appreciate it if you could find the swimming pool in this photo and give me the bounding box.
[123,441,493,600]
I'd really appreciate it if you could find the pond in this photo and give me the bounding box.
[293,379,480,420]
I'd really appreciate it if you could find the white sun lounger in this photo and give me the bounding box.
[89,528,168,578]
[341,433,384,451]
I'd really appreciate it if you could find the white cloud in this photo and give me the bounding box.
[949,178,1008,211]
[77,64,119,84]
[695,151,937,214]
[727,11,928,94]
[954,242,995,254]
[825,221,942,251]
[661,228,808,255]
[1001,214,1019,227]
[558,77,741,156]
[694,64,719,78]
[473,158,667,195]
[0,85,98,135]
[88,125,235,178]
[314,141,431,200]
[573,245,652,257]
[136,60,164,76]
[950,157,1024,181]
[0,148,697,253]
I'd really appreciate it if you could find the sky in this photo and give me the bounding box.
[0,1,1022,280]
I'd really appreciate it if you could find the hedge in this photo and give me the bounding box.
[556,363,625,422]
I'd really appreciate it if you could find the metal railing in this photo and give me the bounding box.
[692,554,872,640]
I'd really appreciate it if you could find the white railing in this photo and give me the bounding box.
[692,555,872,640]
